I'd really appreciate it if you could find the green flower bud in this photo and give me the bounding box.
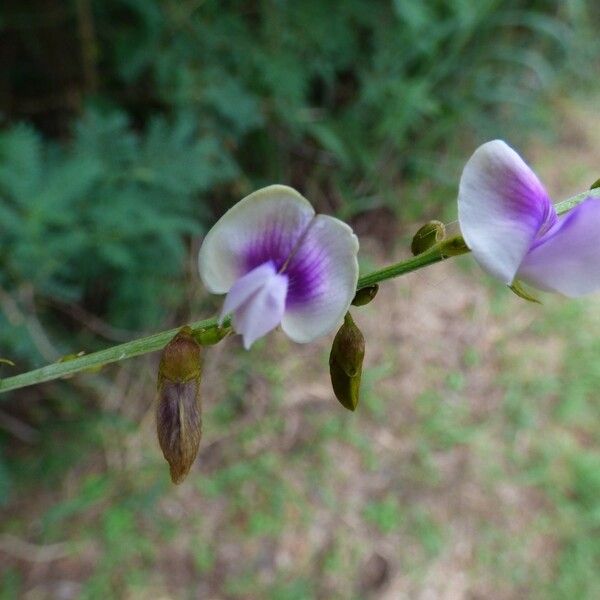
[156,326,203,484]
[591,178,600,190]
[329,313,365,411]
[352,284,379,307]
[411,220,445,255]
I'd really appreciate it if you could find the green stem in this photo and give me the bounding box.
[0,317,222,394]
[555,187,600,214]
[356,240,460,289]
[2,188,598,395]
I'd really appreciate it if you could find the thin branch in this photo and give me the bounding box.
[0,316,221,394]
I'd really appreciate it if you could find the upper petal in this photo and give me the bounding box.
[458,140,555,284]
[198,185,315,294]
[517,198,600,297]
[281,215,359,343]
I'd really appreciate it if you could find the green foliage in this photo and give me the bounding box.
[0,110,236,364]
[92,0,598,204]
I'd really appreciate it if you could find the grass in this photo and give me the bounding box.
[5,270,598,599]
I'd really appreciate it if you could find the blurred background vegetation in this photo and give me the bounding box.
[1,1,600,598]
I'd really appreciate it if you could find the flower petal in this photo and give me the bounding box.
[220,261,289,348]
[220,262,279,323]
[517,198,600,297]
[198,185,315,294]
[235,278,289,351]
[458,140,555,284]
[281,215,359,343]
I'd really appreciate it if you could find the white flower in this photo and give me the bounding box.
[199,185,359,348]
[459,140,600,296]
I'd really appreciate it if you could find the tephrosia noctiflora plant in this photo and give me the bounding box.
[2,140,600,482]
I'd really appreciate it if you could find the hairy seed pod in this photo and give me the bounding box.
[329,313,365,411]
[156,326,203,484]
[411,220,446,256]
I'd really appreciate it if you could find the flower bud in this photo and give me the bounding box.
[329,313,365,411]
[156,326,203,484]
[411,220,445,255]
[591,178,600,190]
[352,285,379,307]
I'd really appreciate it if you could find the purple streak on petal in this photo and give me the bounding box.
[284,239,328,306]
[241,214,327,307]
[280,214,359,343]
[517,197,600,297]
[505,170,557,235]
[243,214,311,274]
[220,261,288,347]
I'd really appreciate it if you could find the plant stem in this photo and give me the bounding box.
[0,317,220,394]
[356,242,457,289]
[1,188,598,395]
[555,187,600,214]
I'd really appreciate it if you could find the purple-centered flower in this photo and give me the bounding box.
[198,185,359,349]
[458,140,600,296]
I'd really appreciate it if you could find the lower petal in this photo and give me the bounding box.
[517,198,600,297]
[220,262,278,323]
[224,264,288,349]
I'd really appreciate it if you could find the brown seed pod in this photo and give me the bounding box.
[156,327,203,484]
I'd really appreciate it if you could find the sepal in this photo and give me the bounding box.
[509,281,542,304]
[194,324,230,346]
